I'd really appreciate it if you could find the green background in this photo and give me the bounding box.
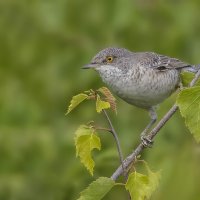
[1,0,200,199]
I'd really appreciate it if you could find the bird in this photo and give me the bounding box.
[82,47,198,146]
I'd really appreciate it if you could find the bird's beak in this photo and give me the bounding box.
[81,63,99,69]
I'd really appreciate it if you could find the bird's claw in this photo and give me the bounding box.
[141,135,153,148]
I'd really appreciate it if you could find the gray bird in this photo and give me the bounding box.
[82,47,198,145]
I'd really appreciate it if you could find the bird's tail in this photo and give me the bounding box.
[182,64,200,73]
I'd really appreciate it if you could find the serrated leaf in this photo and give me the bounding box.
[125,172,149,200]
[96,94,110,113]
[181,72,200,87]
[181,72,194,86]
[77,177,115,200]
[75,125,101,175]
[67,93,88,114]
[98,87,117,114]
[145,163,161,197]
[125,166,160,200]
[177,86,200,142]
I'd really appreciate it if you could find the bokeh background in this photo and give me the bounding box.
[1,0,200,199]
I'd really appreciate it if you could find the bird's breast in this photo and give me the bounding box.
[99,67,180,108]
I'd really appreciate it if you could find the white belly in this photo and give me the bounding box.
[99,67,180,109]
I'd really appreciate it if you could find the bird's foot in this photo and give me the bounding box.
[141,135,154,148]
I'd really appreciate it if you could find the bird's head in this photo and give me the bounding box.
[82,47,133,74]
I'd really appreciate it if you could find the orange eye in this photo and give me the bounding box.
[106,56,113,63]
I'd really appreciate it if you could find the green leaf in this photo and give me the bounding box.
[125,164,160,200]
[177,86,200,142]
[77,177,115,200]
[96,94,110,113]
[181,72,194,86]
[144,163,161,197]
[67,93,88,114]
[75,125,101,175]
[181,72,200,87]
[125,172,149,200]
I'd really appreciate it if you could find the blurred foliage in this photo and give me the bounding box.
[0,0,200,199]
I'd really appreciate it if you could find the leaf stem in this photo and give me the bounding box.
[95,127,112,132]
[102,109,126,178]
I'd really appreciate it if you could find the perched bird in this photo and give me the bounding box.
[82,47,198,146]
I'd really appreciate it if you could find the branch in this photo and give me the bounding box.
[102,109,126,177]
[111,69,200,181]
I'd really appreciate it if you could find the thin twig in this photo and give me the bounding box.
[102,109,126,177]
[95,127,112,132]
[111,69,200,181]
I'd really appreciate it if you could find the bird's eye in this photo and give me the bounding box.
[106,56,113,63]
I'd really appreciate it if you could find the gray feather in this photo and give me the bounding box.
[134,52,191,71]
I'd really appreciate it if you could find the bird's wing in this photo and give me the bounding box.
[137,52,191,71]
